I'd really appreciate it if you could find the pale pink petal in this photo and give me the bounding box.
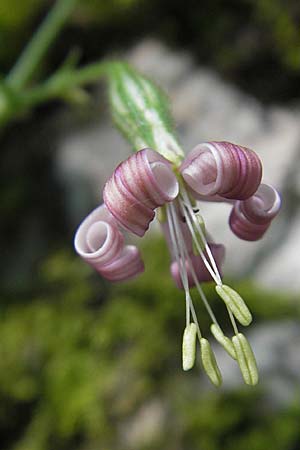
[103,148,179,237]
[104,172,155,237]
[74,204,124,267]
[181,141,262,200]
[99,245,144,281]
[229,184,281,241]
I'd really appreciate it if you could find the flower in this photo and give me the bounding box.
[74,140,281,386]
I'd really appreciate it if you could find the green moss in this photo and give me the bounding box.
[0,236,299,449]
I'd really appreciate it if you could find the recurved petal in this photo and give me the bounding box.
[103,148,179,237]
[139,148,179,204]
[103,172,155,237]
[74,204,124,267]
[181,141,262,200]
[229,183,281,241]
[99,245,144,281]
[241,183,281,224]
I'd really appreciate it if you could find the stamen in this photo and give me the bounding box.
[179,243,220,327]
[200,338,222,387]
[167,203,202,339]
[232,333,259,385]
[179,184,242,338]
[182,323,197,371]
[180,186,222,284]
[179,199,221,285]
[166,204,191,327]
[227,307,239,335]
[216,285,252,327]
[210,324,237,359]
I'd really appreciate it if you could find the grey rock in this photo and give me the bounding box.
[119,398,166,449]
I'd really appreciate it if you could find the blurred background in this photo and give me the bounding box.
[1,1,300,449]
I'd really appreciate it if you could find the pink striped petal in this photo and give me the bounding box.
[170,244,225,289]
[181,141,262,200]
[229,184,281,241]
[104,171,155,237]
[99,245,144,281]
[103,148,179,237]
[74,204,124,268]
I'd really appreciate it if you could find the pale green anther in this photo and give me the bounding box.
[200,338,222,387]
[232,333,259,386]
[192,214,206,255]
[108,63,184,165]
[215,285,252,326]
[210,324,237,360]
[182,323,197,371]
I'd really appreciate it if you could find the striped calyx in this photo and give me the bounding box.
[103,148,179,237]
[108,63,184,165]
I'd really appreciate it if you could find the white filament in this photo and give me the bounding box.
[166,205,190,327]
[180,187,222,285]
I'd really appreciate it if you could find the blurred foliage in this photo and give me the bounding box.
[0,0,41,70]
[1,0,300,101]
[0,236,299,450]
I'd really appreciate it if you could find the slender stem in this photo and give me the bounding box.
[7,0,78,89]
[16,60,111,109]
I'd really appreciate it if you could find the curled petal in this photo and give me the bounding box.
[170,243,225,289]
[103,148,179,236]
[99,245,144,281]
[240,183,281,224]
[104,171,155,237]
[74,204,124,268]
[180,141,262,200]
[229,183,281,241]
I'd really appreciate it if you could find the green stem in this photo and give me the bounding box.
[19,61,112,107]
[7,0,78,89]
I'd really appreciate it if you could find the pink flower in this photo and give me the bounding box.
[74,141,281,384]
[74,142,280,285]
